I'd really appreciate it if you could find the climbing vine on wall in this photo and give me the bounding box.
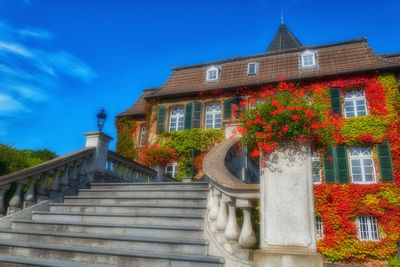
[115,117,138,160]
[157,128,224,178]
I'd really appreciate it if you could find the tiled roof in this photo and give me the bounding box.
[381,52,400,64]
[266,23,302,52]
[149,38,400,99]
[117,87,159,118]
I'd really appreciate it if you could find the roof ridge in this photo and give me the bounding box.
[172,37,367,71]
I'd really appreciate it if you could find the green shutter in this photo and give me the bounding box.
[184,102,193,130]
[192,102,202,129]
[377,142,394,182]
[324,146,336,183]
[223,99,232,120]
[156,106,166,134]
[336,146,349,184]
[329,87,342,117]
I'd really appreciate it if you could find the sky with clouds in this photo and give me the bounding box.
[0,0,400,155]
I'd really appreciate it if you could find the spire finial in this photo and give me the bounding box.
[281,10,284,24]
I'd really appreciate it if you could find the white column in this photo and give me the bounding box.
[224,197,240,241]
[215,194,228,231]
[209,189,220,221]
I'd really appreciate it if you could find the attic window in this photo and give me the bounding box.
[247,62,258,75]
[206,66,219,81]
[300,50,317,68]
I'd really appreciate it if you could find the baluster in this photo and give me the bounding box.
[122,166,128,181]
[60,164,70,192]
[127,168,133,182]
[112,162,118,177]
[224,197,240,241]
[24,175,39,208]
[215,194,228,231]
[7,179,26,214]
[117,164,123,179]
[209,188,220,220]
[37,173,49,201]
[78,157,86,181]
[106,159,113,175]
[0,185,11,217]
[49,168,61,200]
[70,161,79,184]
[85,155,94,182]
[207,186,214,211]
[237,199,257,249]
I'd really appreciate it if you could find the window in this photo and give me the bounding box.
[300,50,317,68]
[344,90,367,118]
[205,103,222,129]
[169,107,184,132]
[165,162,178,178]
[357,216,380,241]
[139,124,147,147]
[247,62,258,75]
[349,147,376,184]
[206,66,219,81]
[312,151,321,184]
[316,217,324,240]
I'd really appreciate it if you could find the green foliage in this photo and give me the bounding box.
[115,117,138,159]
[157,128,224,178]
[0,144,57,176]
[388,254,400,267]
[341,115,388,146]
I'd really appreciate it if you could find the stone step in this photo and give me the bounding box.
[63,196,207,206]
[11,219,203,240]
[0,240,223,267]
[90,182,209,190]
[0,229,207,256]
[78,188,209,198]
[49,203,206,215]
[0,255,109,267]
[32,211,204,227]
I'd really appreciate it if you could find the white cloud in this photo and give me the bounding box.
[0,20,96,116]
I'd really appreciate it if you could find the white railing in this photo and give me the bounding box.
[203,138,260,266]
[106,151,157,182]
[0,147,96,216]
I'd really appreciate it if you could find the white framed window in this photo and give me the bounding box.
[169,107,184,132]
[344,90,368,118]
[312,151,321,184]
[205,103,222,129]
[206,66,219,81]
[316,217,324,240]
[139,124,147,147]
[357,216,380,241]
[165,162,178,178]
[247,62,258,75]
[300,50,317,68]
[349,147,376,184]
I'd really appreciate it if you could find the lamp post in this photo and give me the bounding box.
[230,92,246,117]
[96,108,107,132]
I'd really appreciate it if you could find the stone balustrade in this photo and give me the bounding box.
[0,147,96,217]
[203,138,260,267]
[106,151,157,182]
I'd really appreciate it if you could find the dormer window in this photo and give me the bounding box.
[300,50,317,68]
[247,62,258,75]
[206,66,219,81]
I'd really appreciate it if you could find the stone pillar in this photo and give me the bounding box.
[84,131,113,175]
[254,142,323,267]
[151,165,164,182]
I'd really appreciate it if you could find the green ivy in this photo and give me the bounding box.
[115,117,138,160]
[157,128,224,178]
[341,115,388,146]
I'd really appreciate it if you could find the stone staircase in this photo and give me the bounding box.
[0,182,224,267]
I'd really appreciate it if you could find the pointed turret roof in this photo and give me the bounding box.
[266,23,302,52]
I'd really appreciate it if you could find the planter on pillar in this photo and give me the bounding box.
[254,142,323,267]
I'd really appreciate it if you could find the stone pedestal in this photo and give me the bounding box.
[84,131,113,175]
[151,165,164,182]
[256,142,323,267]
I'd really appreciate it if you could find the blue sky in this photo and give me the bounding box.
[0,0,399,155]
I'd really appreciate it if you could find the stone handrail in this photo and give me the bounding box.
[106,151,157,182]
[202,138,260,266]
[0,146,96,217]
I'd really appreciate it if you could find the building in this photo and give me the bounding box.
[116,23,400,264]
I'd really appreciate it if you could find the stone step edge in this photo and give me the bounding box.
[50,203,206,209]
[0,255,109,267]
[0,229,207,245]
[90,182,209,186]
[12,219,203,231]
[64,196,207,200]
[32,210,204,219]
[79,188,209,192]
[0,240,224,264]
